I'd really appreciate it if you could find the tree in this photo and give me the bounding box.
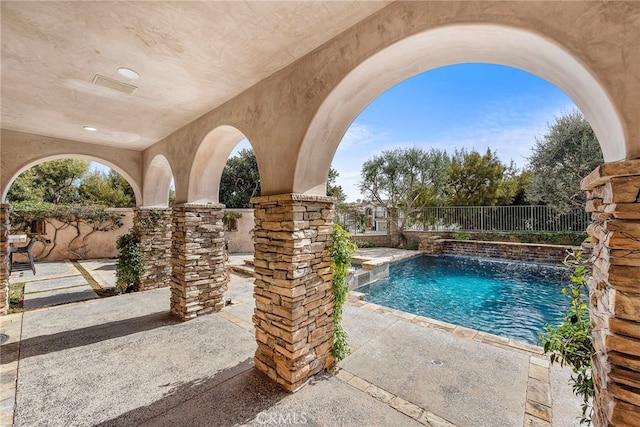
[219,148,261,208]
[446,148,517,206]
[8,159,89,204]
[79,170,136,207]
[526,111,603,213]
[327,168,347,205]
[358,147,450,240]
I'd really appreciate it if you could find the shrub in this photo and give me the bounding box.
[538,250,593,424]
[115,231,145,294]
[330,224,357,362]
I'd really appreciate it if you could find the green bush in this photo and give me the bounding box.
[330,224,357,362]
[538,250,593,424]
[352,240,376,248]
[400,240,419,250]
[115,231,145,294]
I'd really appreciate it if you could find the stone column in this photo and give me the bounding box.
[581,160,640,426]
[170,203,228,321]
[251,194,336,392]
[134,207,172,291]
[0,205,10,315]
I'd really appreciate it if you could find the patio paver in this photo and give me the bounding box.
[3,257,583,426]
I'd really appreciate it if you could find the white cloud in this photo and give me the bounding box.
[337,123,388,152]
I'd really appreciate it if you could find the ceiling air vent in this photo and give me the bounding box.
[92,74,137,95]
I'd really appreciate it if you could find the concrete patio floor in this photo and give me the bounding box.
[0,255,583,426]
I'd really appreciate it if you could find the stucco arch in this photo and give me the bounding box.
[2,154,142,206]
[142,154,174,207]
[294,24,626,196]
[187,125,254,204]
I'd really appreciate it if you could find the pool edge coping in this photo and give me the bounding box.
[345,293,555,426]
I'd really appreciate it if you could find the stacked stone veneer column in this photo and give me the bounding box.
[134,208,172,291]
[251,194,336,392]
[170,203,228,321]
[0,205,10,315]
[581,160,640,426]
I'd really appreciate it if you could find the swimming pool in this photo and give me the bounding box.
[360,255,569,344]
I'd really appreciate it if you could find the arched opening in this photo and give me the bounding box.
[4,157,138,279]
[3,154,141,206]
[143,154,174,207]
[188,125,257,204]
[287,23,620,421]
[295,24,625,196]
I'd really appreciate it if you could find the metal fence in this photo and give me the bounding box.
[336,210,388,236]
[405,205,590,233]
[337,205,590,234]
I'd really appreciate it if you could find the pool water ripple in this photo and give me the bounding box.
[360,255,570,344]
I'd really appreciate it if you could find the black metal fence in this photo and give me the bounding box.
[337,205,590,234]
[406,205,590,232]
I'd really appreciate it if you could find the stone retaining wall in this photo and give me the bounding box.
[170,203,228,321]
[135,208,172,291]
[0,205,10,315]
[419,237,576,264]
[581,160,640,426]
[349,233,391,248]
[251,194,336,392]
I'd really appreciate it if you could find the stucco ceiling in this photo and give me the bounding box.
[1,1,389,150]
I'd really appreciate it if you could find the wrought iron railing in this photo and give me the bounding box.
[337,205,590,235]
[405,205,590,232]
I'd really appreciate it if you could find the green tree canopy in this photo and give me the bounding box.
[526,111,603,212]
[358,147,451,234]
[79,169,136,207]
[327,168,347,205]
[7,160,136,207]
[219,148,261,208]
[446,148,519,206]
[8,159,89,204]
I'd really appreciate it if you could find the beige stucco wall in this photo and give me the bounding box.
[225,208,254,253]
[1,2,637,206]
[140,1,639,205]
[10,208,133,262]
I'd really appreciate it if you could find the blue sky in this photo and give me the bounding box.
[236,63,577,202]
[95,63,577,202]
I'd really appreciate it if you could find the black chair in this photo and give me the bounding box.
[9,238,37,275]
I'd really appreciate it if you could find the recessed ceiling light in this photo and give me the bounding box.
[83,126,98,132]
[117,67,139,79]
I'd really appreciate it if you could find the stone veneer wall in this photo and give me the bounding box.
[419,238,577,264]
[170,203,228,321]
[349,233,392,248]
[0,205,10,315]
[251,194,336,392]
[134,208,172,291]
[581,160,640,426]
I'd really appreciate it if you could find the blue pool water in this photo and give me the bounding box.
[360,255,570,344]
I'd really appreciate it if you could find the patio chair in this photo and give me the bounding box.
[9,237,37,275]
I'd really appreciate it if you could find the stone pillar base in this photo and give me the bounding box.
[170,203,228,321]
[0,204,10,315]
[581,159,640,425]
[251,194,336,392]
[134,208,172,291]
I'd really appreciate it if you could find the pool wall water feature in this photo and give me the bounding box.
[419,237,579,264]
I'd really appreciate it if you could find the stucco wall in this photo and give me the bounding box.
[225,208,254,253]
[10,208,133,262]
